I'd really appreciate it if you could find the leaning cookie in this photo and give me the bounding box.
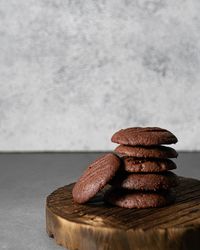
[123,158,177,172]
[104,188,175,209]
[111,127,177,146]
[110,171,179,191]
[72,153,121,204]
[114,145,178,159]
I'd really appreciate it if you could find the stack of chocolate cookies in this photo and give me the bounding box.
[72,127,178,209]
[105,127,179,208]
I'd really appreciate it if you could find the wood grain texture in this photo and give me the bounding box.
[46,177,200,250]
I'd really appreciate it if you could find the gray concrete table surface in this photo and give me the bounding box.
[0,152,200,250]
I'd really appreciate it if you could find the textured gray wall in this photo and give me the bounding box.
[0,0,200,151]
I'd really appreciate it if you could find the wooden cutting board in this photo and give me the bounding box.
[46,177,200,250]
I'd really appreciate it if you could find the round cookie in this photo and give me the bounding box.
[111,127,177,146]
[110,171,178,191]
[114,145,178,159]
[104,188,175,209]
[72,153,121,204]
[123,158,177,172]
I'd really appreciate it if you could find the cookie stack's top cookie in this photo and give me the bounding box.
[72,127,178,209]
[111,127,177,146]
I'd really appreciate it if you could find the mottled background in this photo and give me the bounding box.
[0,0,200,151]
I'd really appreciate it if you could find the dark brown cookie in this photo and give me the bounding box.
[110,171,178,191]
[123,158,177,172]
[72,153,121,204]
[111,127,177,146]
[114,145,178,158]
[104,188,175,208]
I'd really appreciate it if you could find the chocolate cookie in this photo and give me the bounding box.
[111,127,177,146]
[123,158,177,172]
[104,188,175,208]
[72,153,120,204]
[114,145,178,158]
[110,171,178,191]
